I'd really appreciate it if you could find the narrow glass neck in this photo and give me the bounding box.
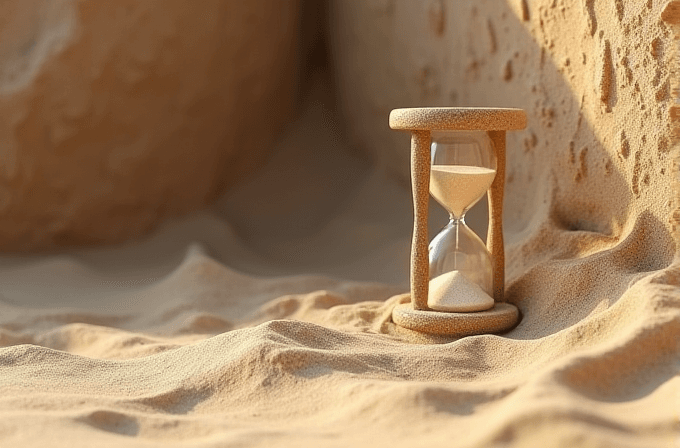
[449,213,466,224]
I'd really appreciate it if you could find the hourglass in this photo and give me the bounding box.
[390,107,526,336]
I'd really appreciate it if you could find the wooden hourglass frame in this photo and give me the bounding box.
[390,107,526,336]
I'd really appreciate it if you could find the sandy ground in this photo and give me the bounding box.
[1,81,679,447]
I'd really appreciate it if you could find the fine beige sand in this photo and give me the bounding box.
[428,270,495,312]
[1,79,680,448]
[430,165,497,218]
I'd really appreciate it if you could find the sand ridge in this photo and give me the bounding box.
[1,244,679,447]
[1,51,679,447]
[0,102,679,444]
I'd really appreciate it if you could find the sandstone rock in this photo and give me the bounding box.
[0,0,300,251]
[328,0,675,244]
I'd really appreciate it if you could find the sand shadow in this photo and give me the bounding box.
[77,409,139,437]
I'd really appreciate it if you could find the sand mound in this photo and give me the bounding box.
[1,244,679,447]
[1,77,679,446]
[0,0,679,433]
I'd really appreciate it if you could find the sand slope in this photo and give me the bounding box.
[0,244,679,447]
[1,79,679,447]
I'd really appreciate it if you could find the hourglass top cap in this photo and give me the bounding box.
[389,107,526,131]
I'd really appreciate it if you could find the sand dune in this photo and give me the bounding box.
[1,136,679,446]
[1,72,679,447]
[1,243,678,447]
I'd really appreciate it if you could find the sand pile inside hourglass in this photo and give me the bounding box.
[428,270,494,312]
[428,165,496,313]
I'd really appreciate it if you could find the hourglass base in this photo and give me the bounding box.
[392,300,519,336]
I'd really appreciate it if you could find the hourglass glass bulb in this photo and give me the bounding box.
[427,131,496,312]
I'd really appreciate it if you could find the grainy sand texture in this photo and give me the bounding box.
[1,1,680,447]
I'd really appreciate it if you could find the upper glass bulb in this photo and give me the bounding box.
[430,131,497,219]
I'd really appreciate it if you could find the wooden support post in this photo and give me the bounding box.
[410,130,431,310]
[487,130,506,302]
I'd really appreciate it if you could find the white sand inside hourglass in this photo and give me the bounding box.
[430,165,496,218]
[428,270,495,312]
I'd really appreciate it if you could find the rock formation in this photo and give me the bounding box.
[0,0,300,251]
